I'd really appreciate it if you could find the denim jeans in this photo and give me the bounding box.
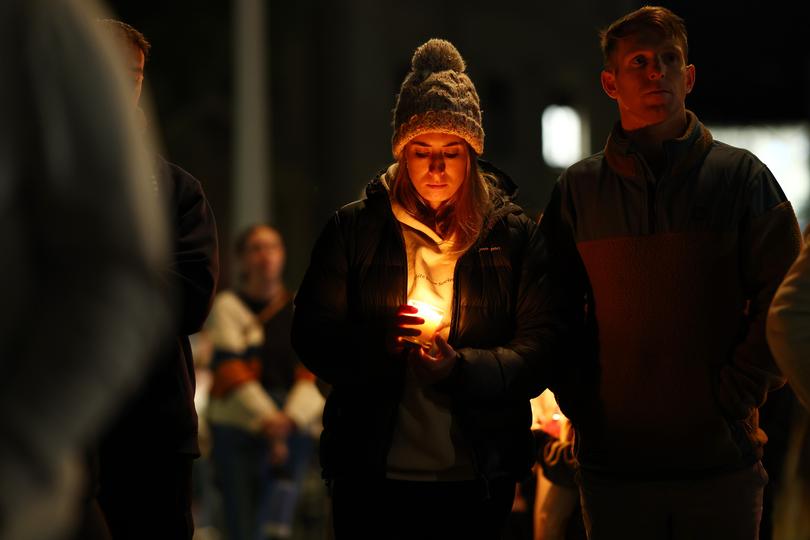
[211,424,315,540]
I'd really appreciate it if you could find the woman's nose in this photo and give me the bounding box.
[429,155,445,173]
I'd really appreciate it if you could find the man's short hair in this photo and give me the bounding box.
[599,6,688,70]
[98,18,151,60]
[235,224,283,256]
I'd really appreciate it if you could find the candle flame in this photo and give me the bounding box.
[404,299,445,348]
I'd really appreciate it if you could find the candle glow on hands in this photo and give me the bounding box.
[402,299,445,349]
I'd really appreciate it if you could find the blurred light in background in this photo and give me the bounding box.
[708,124,810,226]
[542,105,588,169]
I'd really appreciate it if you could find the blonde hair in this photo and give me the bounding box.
[390,144,497,250]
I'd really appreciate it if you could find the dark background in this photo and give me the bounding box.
[105,0,810,290]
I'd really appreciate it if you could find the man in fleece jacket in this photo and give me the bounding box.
[541,6,801,539]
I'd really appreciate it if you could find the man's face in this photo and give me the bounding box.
[241,227,285,285]
[128,43,145,107]
[600,30,695,131]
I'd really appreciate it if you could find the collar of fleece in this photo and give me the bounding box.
[604,110,714,180]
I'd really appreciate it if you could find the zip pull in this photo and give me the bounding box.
[481,475,492,500]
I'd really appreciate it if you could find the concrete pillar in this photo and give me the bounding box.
[232,0,270,237]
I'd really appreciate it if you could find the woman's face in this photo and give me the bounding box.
[405,133,469,209]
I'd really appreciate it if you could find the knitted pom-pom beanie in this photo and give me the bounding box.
[391,39,483,158]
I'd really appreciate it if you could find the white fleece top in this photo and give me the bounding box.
[385,199,475,481]
[205,291,324,437]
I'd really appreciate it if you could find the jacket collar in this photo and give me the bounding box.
[604,110,714,180]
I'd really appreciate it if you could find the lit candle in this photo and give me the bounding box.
[402,299,445,349]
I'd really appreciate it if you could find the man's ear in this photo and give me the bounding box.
[684,64,696,95]
[601,70,618,100]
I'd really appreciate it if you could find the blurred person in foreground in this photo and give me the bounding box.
[767,228,810,540]
[0,0,170,539]
[94,18,219,540]
[541,6,801,539]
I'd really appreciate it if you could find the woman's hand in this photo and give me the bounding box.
[410,334,458,384]
[385,304,424,355]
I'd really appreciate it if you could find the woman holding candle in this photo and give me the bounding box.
[292,38,562,539]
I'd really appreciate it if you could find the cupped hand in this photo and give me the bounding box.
[268,438,289,466]
[410,334,458,384]
[261,412,293,439]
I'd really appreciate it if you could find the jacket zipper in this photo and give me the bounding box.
[374,200,411,478]
[448,252,462,343]
[637,155,658,235]
[395,219,409,306]
[448,238,491,499]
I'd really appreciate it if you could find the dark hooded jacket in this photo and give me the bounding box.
[101,156,219,457]
[292,161,563,483]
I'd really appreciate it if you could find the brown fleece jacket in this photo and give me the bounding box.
[542,111,801,478]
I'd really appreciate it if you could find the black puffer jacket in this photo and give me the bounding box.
[292,162,563,483]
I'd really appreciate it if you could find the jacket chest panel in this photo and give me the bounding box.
[570,169,748,241]
[349,234,408,318]
[453,239,517,347]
